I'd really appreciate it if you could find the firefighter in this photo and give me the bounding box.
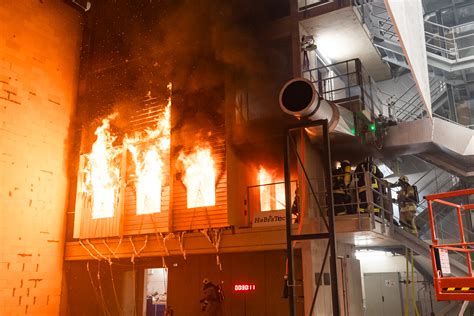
[200,278,224,316]
[355,157,384,213]
[333,160,353,215]
[396,175,418,235]
[291,182,301,223]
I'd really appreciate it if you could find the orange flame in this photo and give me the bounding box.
[127,144,164,214]
[178,145,216,208]
[126,86,171,214]
[85,118,122,219]
[258,166,285,211]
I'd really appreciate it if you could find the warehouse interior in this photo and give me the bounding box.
[1,0,474,315]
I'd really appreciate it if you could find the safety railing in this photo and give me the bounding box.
[403,205,471,281]
[247,180,297,227]
[394,79,446,122]
[415,171,459,216]
[352,0,474,63]
[352,0,398,42]
[298,0,330,12]
[302,170,395,234]
[302,58,384,116]
[426,189,474,301]
[425,20,474,61]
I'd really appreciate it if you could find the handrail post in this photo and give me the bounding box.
[453,29,459,60]
[387,184,394,233]
[379,183,385,234]
[456,205,472,276]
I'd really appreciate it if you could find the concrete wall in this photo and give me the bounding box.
[303,241,361,316]
[0,1,82,314]
[384,0,432,117]
[357,250,459,316]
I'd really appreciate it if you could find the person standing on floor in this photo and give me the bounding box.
[333,160,353,215]
[200,278,224,316]
[355,157,384,213]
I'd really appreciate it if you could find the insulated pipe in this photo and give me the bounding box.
[279,78,354,136]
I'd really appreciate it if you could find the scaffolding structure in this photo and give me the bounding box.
[284,119,340,315]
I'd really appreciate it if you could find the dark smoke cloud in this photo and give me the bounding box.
[78,0,278,115]
[75,0,293,172]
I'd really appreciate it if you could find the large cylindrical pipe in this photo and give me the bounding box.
[279,78,353,135]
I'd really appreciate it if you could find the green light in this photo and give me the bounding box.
[369,123,376,132]
[351,128,356,135]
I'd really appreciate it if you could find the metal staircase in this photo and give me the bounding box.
[388,184,471,279]
[353,0,474,129]
[352,0,474,75]
[391,223,469,277]
[387,78,447,122]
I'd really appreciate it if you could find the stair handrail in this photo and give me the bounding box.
[399,79,446,121]
[353,0,474,62]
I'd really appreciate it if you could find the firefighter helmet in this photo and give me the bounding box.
[399,175,409,184]
[341,160,350,168]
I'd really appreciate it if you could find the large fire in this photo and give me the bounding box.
[258,166,285,212]
[84,118,122,219]
[178,145,216,208]
[126,86,171,214]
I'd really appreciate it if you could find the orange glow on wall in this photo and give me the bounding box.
[258,166,285,212]
[178,145,216,208]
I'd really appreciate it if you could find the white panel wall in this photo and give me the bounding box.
[385,0,432,117]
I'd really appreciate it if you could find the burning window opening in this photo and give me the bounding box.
[258,166,286,212]
[178,145,216,208]
[126,87,172,215]
[83,118,123,219]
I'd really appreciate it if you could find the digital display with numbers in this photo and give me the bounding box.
[233,284,256,292]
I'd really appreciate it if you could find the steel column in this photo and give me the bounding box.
[284,132,297,316]
[284,119,340,315]
[323,120,340,315]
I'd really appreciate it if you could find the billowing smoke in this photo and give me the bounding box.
[77,0,288,123]
[71,0,294,188]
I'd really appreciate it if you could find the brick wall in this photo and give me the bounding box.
[0,1,82,315]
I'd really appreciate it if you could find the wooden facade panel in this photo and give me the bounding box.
[73,153,125,239]
[73,119,231,238]
[121,148,171,235]
[172,177,228,230]
[171,128,229,231]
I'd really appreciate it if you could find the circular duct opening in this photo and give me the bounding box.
[280,80,314,112]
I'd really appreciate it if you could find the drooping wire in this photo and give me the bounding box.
[108,262,123,316]
[87,261,109,315]
[103,237,122,259]
[86,261,102,309]
[96,260,111,316]
[79,239,100,261]
[87,239,110,263]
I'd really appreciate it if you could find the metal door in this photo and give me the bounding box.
[364,272,403,316]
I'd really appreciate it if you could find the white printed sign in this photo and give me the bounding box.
[439,249,451,275]
[385,279,395,287]
[252,210,286,227]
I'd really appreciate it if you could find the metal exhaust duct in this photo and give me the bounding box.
[279,78,354,136]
